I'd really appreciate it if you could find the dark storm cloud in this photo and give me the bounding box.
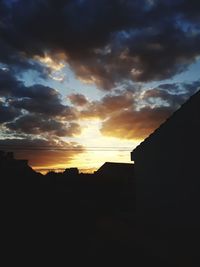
[0,102,21,123]
[0,68,23,96]
[1,0,145,56]
[0,0,200,88]
[0,1,50,75]
[178,0,200,23]
[122,26,200,82]
[0,69,76,118]
[10,91,76,118]
[0,137,84,167]
[0,69,80,138]
[5,114,81,137]
[0,39,49,77]
[0,69,55,99]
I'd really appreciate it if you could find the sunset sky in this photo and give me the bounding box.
[0,0,199,173]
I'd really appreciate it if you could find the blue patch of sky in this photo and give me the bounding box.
[18,65,105,103]
[14,54,200,105]
[142,58,200,90]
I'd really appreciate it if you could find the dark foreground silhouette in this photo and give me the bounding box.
[1,149,198,266]
[131,90,200,267]
[1,91,200,266]
[1,152,139,265]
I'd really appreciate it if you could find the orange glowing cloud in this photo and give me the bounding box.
[76,91,174,140]
[0,138,85,171]
[100,106,173,140]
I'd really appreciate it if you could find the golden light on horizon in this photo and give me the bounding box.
[29,121,141,174]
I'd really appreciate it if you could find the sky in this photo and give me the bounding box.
[0,0,200,173]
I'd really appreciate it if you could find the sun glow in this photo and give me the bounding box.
[29,119,141,174]
[62,119,140,173]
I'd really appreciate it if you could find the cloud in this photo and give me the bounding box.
[0,0,199,157]
[0,0,199,89]
[0,68,77,118]
[122,26,200,82]
[142,80,200,107]
[0,67,82,167]
[0,69,80,139]
[68,93,89,106]
[178,0,200,23]
[0,69,23,97]
[80,91,135,119]
[5,114,81,137]
[99,81,200,139]
[0,101,21,123]
[0,137,84,168]
[78,89,174,139]
[100,106,173,140]
[78,80,200,139]
[0,69,55,100]
[10,94,76,118]
[0,38,49,77]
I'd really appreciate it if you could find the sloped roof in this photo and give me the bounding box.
[131,90,200,159]
[96,162,134,173]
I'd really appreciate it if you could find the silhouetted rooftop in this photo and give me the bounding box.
[96,162,134,175]
[0,150,30,172]
[131,90,200,160]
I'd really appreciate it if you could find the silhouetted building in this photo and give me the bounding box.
[0,150,31,174]
[131,90,200,265]
[95,162,134,184]
[63,167,79,176]
[0,150,5,160]
[6,151,14,160]
[96,162,134,176]
[0,150,41,196]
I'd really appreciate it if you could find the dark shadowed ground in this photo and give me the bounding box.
[2,165,187,266]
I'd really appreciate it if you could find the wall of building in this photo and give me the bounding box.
[132,92,200,264]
